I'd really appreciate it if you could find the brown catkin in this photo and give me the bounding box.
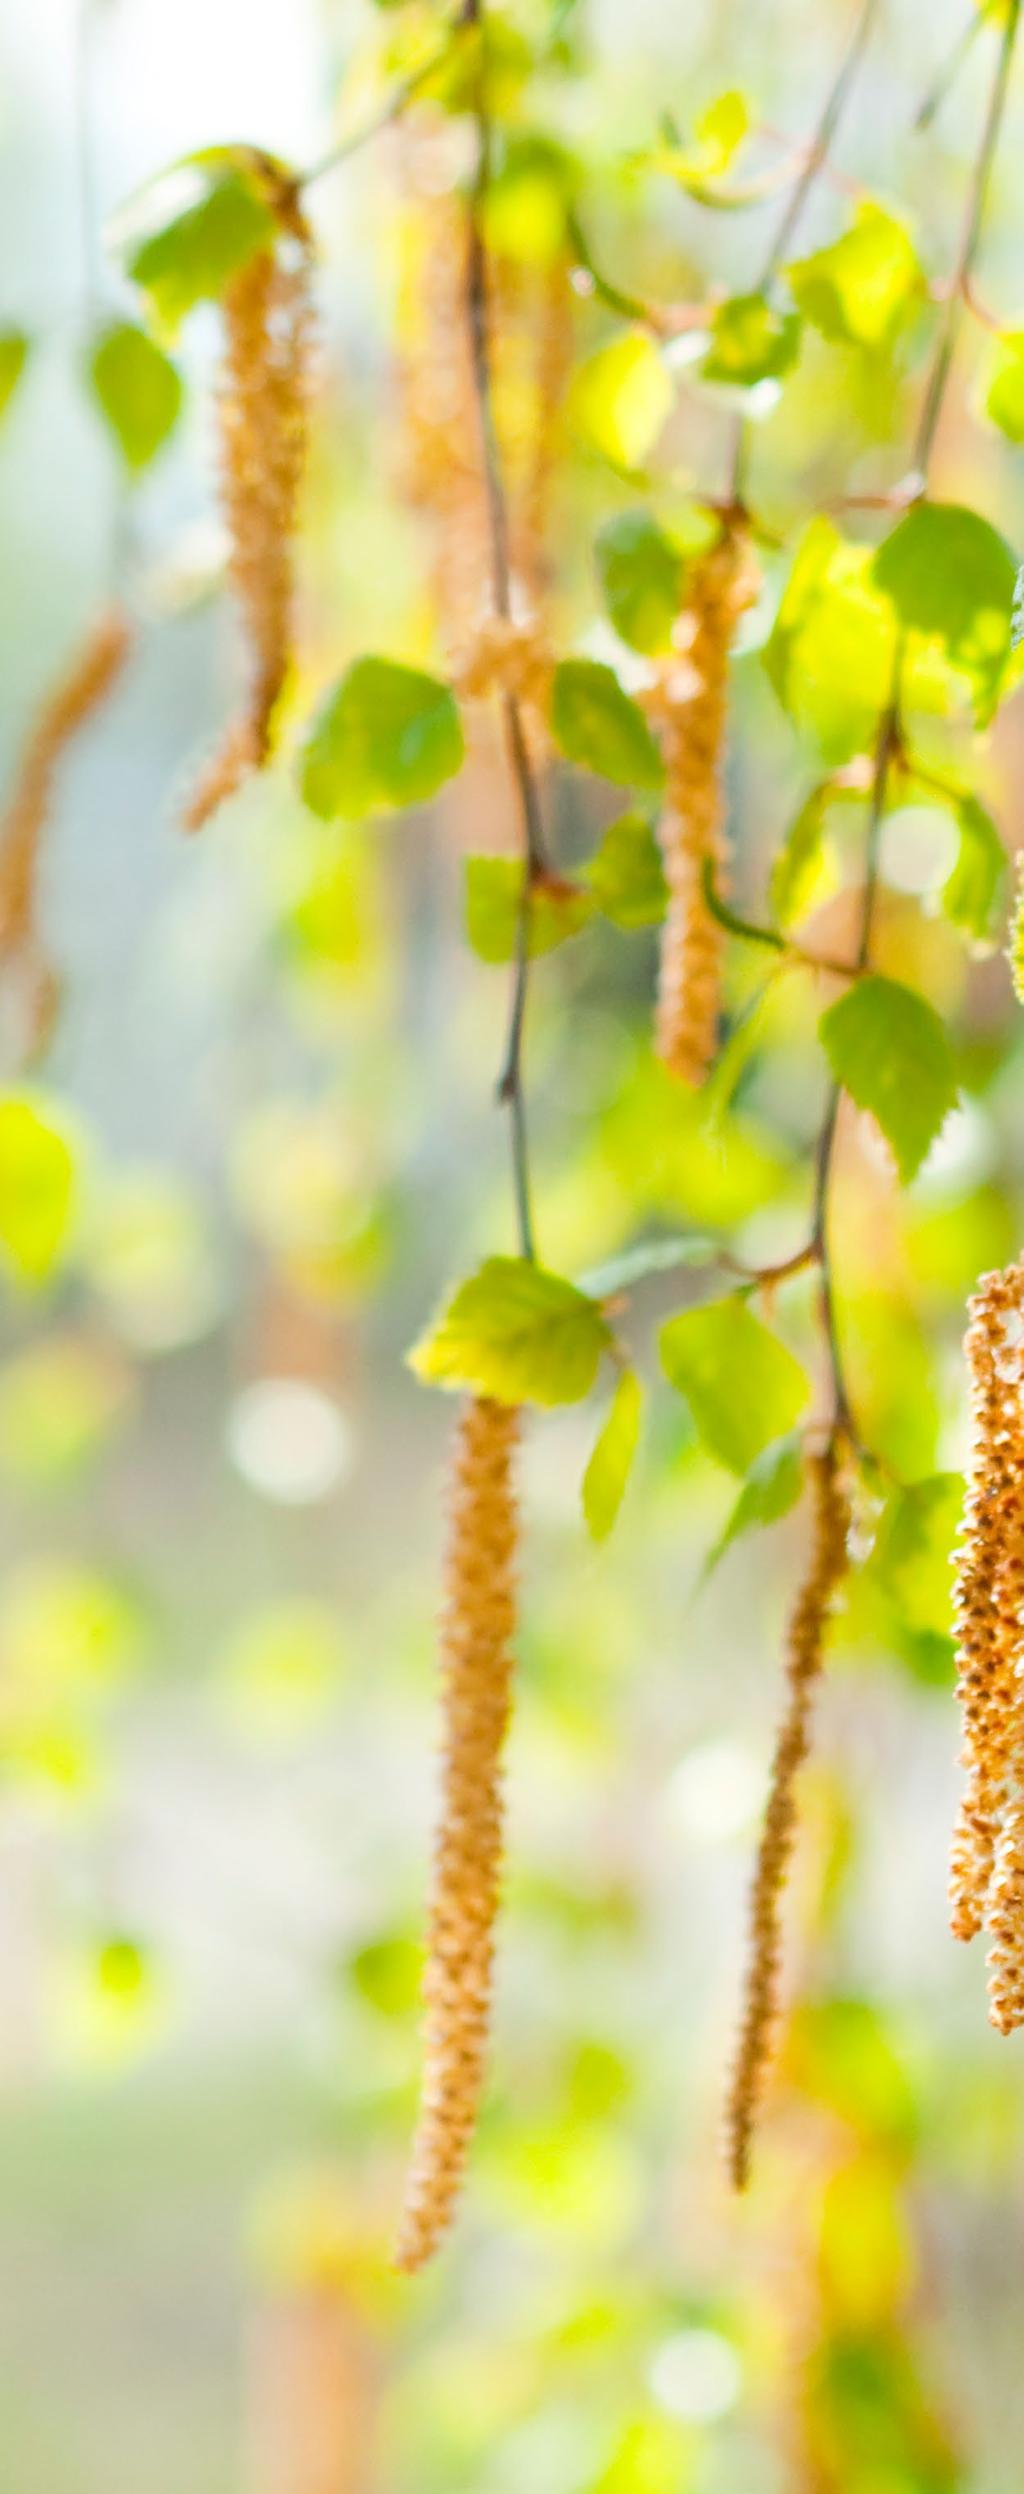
[725,1441,851,2191]
[652,529,759,1087]
[395,1395,520,2274]
[949,1258,1024,2028]
[186,202,313,833]
[0,606,131,997]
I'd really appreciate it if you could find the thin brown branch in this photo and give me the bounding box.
[463,0,549,1265]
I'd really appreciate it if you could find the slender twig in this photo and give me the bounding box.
[912,0,1021,477]
[300,16,469,190]
[728,0,879,503]
[74,0,104,323]
[753,0,879,293]
[914,3,984,132]
[463,0,548,1264]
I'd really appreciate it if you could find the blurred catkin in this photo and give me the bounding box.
[395,1394,520,2274]
[186,203,312,832]
[1009,854,1024,1005]
[950,1259,1024,2030]
[725,1441,850,2190]
[0,605,132,1037]
[651,528,758,1087]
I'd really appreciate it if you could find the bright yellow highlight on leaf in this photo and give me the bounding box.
[568,332,672,472]
[0,1093,81,1285]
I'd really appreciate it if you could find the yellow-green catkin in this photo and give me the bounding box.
[186,196,313,833]
[395,1395,521,2274]
[725,1441,851,2190]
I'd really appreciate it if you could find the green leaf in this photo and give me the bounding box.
[0,1095,79,1286]
[409,1256,611,1406]
[872,501,1017,727]
[568,330,672,470]
[867,1471,962,1638]
[693,89,751,173]
[88,322,183,471]
[125,166,277,331]
[350,1934,421,2020]
[464,856,594,963]
[584,809,667,928]
[701,289,801,389]
[765,517,897,764]
[788,205,922,350]
[940,792,1006,946]
[659,1296,809,1474]
[579,1233,718,1296]
[0,331,29,420]
[582,1369,643,1540]
[769,779,869,926]
[300,658,465,820]
[641,90,752,203]
[482,136,572,267]
[819,973,957,1182]
[550,659,664,790]
[595,510,684,653]
[984,330,1024,441]
[704,1430,804,1574]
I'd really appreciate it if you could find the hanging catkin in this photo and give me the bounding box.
[725,1440,850,2190]
[0,606,132,1029]
[395,1394,520,2273]
[651,528,758,1087]
[185,193,313,833]
[949,1258,1024,2030]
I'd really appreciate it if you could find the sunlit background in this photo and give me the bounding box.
[1,0,1024,2487]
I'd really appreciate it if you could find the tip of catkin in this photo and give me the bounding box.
[394,1396,520,2274]
[0,604,132,970]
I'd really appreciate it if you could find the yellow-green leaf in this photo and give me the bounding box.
[568,331,672,471]
[550,658,664,791]
[765,517,897,763]
[410,1256,611,1406]
[595,510,685,654]
[464,856,594,963]
[0,1095,80,1285]
[701,289,800,389]
[819,973,957,1183]
[788,204,922,350]
[872,501,1017,727]
[0,330,29,420]
[300,657,464,820]
[124,164,277,331]
[659,1296,809,1474]
[984,329,1024,441]
[582,1369,643,1540]
[704,1429,804,1575]
[940,792,1006,946]
[584,809,668,928]
[88,321,183,470]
